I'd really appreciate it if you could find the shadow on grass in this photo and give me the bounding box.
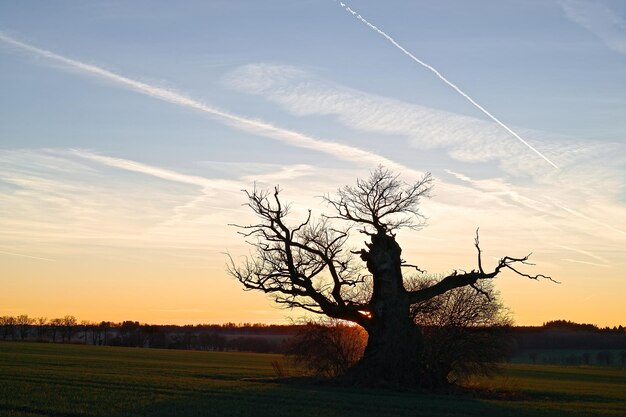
[0,404,91,417]
[130,378,573,417]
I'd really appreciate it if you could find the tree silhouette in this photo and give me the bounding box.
[409,278,512,386]
[36,317,47,341]
[0,316,16,340]
[287,319,367,377]
[61,315,77,343]
[228,167,554,387]
[15,314,33,341]
[49,318,63,343]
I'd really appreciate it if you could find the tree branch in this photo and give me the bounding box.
[408,231,557,304]
[226,187,369,326]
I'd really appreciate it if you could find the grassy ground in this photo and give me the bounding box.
[510,349,626,366]
[1,342,625,417]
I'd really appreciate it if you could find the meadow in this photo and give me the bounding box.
[1,342,625,417]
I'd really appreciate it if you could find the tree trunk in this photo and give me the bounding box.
[349,231,424,386]
[351,311,423,386]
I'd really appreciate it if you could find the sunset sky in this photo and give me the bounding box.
[1,0,625,326]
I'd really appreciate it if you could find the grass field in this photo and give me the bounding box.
[1,342,625,417]
[510,349,625,366]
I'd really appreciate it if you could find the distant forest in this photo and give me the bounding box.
[1,315,625,365]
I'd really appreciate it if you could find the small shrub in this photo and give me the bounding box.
[286,319,367,377]
[270,360,285,377]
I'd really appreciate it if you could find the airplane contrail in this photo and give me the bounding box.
[335,1,560,170]
[562,258,609,268]
[0,250,55,262]
[550,199,626,237]
[0,31,413,175]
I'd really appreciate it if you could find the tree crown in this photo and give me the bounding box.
[227,167,553,327]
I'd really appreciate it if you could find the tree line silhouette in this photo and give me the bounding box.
[1,314,624,355]
[0,315,297,352]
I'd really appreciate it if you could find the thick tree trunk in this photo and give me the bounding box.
[351,311,423,386]
[349,231,424,386]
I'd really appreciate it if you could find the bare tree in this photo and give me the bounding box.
[99,321,111,345]
[61,315,77,343]
[36,317,48,341]
[49,318,63,342]
[228,167,554,387]
[15,314,34,341]
[80,320,91,344]
[0,316,16,340]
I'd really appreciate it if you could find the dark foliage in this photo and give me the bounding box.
[286,320,367,377]
[409,278,512,386]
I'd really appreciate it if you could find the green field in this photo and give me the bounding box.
[1,342,625,417]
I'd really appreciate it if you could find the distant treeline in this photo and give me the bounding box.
[513,320,626,350]
[0,315,298,352]
[1,315,625,357]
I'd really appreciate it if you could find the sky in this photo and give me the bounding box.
[1,0,625,326]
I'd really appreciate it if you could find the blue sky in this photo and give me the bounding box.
[1,0,625,325]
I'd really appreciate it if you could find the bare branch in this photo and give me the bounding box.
[226,186,369,326]
[408,233,557,304]
[474,228,484,274]
[323,166,432,233]
[401,261,426,274]
[470,283,491,301]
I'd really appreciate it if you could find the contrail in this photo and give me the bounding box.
[0,250,55,262]
[0,31,412,175]
[552,243,607,263]
[562,258,609,268]
[550,199,626,237]
[335,1,559,170]
[68,149,240,190]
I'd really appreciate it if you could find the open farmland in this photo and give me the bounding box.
[1,342,625,417]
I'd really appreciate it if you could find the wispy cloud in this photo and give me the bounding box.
[0,149,369,255]
[224,63,626,255]
[444,169,553,210]
[0,149,224,250]
[224,63,588,177]
[0,32,412,174]
[225,63,626,183]
[69,149,240,191]
[562,258,610,268]
[553,243,607,263]
[549,199,626,238]
[560,0,626,54]
[0,250,56,262]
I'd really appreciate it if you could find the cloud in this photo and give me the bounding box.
[562,258,610,268]
[0,149,237,251]
[553,243,607,263]
[444,169,553,213]
[2,147,625,300]
[69,149,240,190]
[548,198,626,238]
[224,64,576,176]
[560,0,626,54]
[224,64,626,266]
[224,62,626,213]
[0,32,416,175]
[0,149,372,256]
[0,250,56,262]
